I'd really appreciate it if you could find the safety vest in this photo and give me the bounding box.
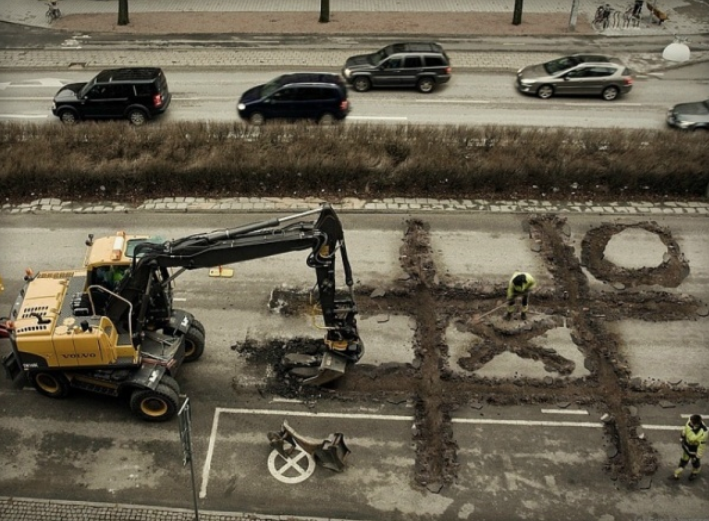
[682,419,708,458]
[507,272,536,299]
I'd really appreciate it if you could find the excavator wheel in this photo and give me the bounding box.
[164,320,205,363]
[182,325,205,362]
[159,374,181,396]
[190,318,206,336]
[30,371,70,398]
[129,384,179,422]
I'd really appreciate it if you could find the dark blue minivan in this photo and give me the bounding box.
[237,73,350,125]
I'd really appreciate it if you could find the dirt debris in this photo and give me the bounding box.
[231,214,708,487]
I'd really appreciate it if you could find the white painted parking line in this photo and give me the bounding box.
[452,418,600,428]
[541,409,589,415]
[198,406,686,499]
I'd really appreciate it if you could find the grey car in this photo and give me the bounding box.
[666,99,709,130]
[342,42,452,94]
[516,54,634,101]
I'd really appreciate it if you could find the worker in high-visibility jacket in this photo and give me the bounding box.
[505,272,536,321]
[673,414,708,481]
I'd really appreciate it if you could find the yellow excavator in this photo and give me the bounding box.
[1,204,363,421]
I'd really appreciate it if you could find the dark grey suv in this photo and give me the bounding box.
[52,67,171,125]
[342,42,452,94]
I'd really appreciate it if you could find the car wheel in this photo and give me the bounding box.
[417,77,436,94]
[537,85,554,99]
[127,109,148,126]
[30,371,70,398]
[319,113,336,125]
[602,86,620,101]
[250,112,265,126]
[353,77,372,93]
[58,110,78,124]
[129,384,179,422]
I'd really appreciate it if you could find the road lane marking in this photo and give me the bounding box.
[347,116,408,121]
[564,102,643,107]
[417,99,491,104]
[0,114,48,119]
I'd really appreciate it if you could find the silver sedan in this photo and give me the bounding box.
[516,54,634,101]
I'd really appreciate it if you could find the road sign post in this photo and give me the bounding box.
[178,397,200,521]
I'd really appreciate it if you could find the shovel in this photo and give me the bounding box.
[470,303,507,324]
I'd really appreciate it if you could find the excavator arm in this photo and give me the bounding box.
[106,204,363,384]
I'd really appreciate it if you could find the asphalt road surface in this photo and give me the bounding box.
[1,69,708,128]
[0,211,707,521]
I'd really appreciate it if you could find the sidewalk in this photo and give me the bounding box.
[2,0,709,72]
[3,0,709,35]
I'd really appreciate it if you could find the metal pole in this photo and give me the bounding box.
[188,450,200,521]
[569,0,580,31]
[179,398,200,521]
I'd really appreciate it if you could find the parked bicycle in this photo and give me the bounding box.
[46,1,61,23]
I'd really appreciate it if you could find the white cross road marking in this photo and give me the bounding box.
[267,446,316,484]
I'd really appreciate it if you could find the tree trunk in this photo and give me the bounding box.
[512,0,523,25]
[319,0,330,23]
[118,0,129,26]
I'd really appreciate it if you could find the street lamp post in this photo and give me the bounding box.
[319,0,330,23]
[512,0,523,25]
[118,0,129,26]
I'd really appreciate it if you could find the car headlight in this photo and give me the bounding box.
[237,103,246,111]
[520,79,535,85]
[343,68,351,78]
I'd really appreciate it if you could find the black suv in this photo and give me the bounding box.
[342,42,452,94]
[237,73,350,125]
[52,67,171,126]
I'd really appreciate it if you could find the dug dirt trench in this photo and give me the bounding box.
[236,214,708,489]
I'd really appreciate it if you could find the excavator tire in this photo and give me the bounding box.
[164,320,205,363]
[30,371,70,398]
[159,374,181,396]
[182,325,205,363]
[129,383,179,422]
[190,318,206,336]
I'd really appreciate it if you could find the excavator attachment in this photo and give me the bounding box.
[267,419,350,473]
[281,350,349,386]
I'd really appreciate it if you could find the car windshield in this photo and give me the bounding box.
[260,77,283,98]
[369,48,389,65]
[79,77,97,98]
[543,56,581,75]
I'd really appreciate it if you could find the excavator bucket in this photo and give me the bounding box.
[302,351,348,386]
[267,420,350,473]
[315,433,350,472]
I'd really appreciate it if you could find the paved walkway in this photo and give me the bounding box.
[3,196,709,215]
[3,0,709,35]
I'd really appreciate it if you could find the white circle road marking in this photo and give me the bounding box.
[267,446,316,484]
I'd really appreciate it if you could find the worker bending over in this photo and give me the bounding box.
[506,272,536,321]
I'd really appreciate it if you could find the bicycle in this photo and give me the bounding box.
[46,1,61,23]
